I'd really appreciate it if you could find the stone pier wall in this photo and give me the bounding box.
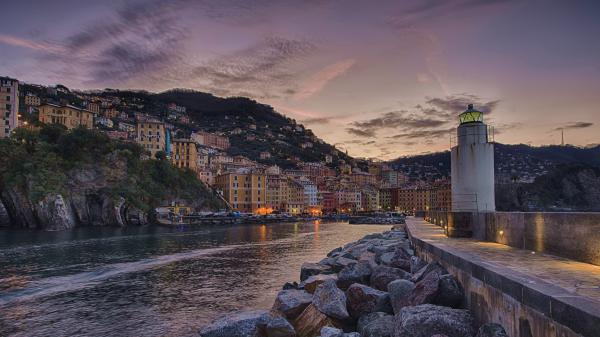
[424,211,600,266]
[408,227,596,337]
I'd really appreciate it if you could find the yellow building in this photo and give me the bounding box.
[38,103,94,129]
[171,139,197,171]
[24,94,41,107]
[215,172,267,213]
[136,120,165,158]
[284,179,304,215]
[266,175,285,211]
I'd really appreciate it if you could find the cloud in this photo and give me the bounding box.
[351,110,448,130]
[0,33,63,53]
[347,94,500,140]
[425,94,500,117]
[301,117,333,125]
[388,127,454,140]
[346,127,376,138]
[554,122,594,131]
[32,0,190,86]
[192,37,316,97]
[294,59,355,100]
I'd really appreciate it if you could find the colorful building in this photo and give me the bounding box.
[215,172,267,213]
[23,93,40,107]
[38,103,94,130]
[191,131,230,150]
[171,139,198,171]
[136,120,165,158]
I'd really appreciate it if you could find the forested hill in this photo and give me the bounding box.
[390,143,600,182]
[21,84,353,170]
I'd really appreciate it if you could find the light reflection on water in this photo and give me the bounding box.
[0,222,389,337]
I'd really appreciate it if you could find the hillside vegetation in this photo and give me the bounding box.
[0,125,225,230]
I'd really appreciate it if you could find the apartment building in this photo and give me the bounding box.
[1,76,19,138]
[171,139,198,171]
[24,93,40,107]
[191,131,230,150]
[283,179,304,215]
[215,172,267,213]
[136,120,165,157]
[38,103,94,130]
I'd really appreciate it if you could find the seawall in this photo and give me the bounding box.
[407,217,600,337]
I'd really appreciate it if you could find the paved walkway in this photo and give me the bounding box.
[406,217,600,303]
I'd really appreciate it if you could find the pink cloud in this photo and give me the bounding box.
[294,59,355,100]
[0,33,63,54]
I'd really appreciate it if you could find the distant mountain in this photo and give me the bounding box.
[390,143,600,182]
[496,164,600,211]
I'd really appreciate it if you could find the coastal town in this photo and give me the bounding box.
[2,76,452,219]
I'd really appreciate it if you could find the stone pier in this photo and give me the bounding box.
[406,217,600,337]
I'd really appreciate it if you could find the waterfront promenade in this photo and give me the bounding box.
[406,217,600,337]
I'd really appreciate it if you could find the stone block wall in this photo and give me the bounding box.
[423,211,600,266]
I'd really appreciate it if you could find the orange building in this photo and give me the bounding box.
[171,139,198,171]
[215,172,267,213]
[136,120,165,158]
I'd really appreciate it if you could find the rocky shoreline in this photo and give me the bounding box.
[199,226,508,337]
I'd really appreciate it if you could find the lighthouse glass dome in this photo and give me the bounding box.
[459,104,483,124]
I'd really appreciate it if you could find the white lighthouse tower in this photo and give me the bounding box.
[451,104,495,212]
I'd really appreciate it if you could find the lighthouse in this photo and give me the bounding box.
[451,104,495,212]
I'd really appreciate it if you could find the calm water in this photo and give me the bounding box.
[0,221,389,337]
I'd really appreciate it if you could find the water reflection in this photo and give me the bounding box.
[0,222,389,337]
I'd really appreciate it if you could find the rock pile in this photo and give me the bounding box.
[199,227,508,337]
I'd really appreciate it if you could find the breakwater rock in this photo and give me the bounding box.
[199,227,508,337]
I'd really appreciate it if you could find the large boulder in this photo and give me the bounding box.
[408,269,440,306]
[345,242,373,260]
[386,249,411,272]
[313,279,350,320]
[475,323,508,337]
[294,304,342,337]
[433,274,463,308]
[266,316,296,337]
[346,284,392,319]
[327,247,343,257]
[387,279,415,314]
[304,274,339,294]
[337,261,372,290]
[393,304,475,337]
[301,262,333,282]
[273,289,313,320]
[410,262,446,283]
[357,312,394,337]
[370,265,410,291]
[199,310,271,337]
[330,257,358,272]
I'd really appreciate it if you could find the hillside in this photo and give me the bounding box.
[0,125,225,230]
[20,84,353,170]
[390,143,600,183]
[496,164,600,211]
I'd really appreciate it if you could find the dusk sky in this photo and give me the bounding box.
[1,0,599,159]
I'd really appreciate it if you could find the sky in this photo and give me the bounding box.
[1,0,599,160]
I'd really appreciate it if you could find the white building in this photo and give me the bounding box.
[297,178,318,207]
[450,104,495,212]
